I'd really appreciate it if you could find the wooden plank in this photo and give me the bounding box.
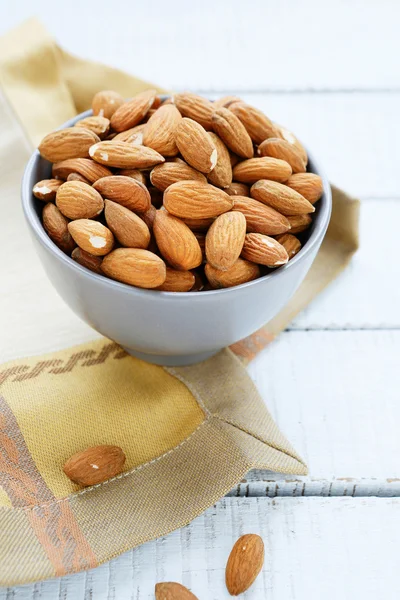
[2,497,399,598]
[2,0,399,91]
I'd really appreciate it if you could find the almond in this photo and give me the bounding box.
[213,96,242,108]
[164,181,233,219]
[286,173,324,204]
[156,268,195,292]
[33,179,62,201]
[113,124,146,145]
[251,180,315,215]
[56,181,104,220]
[225,534,264,595]
[39,128,100,162]
[207,132,232,188]
[212,107,253,159]
[92,90,124,119]
[194,232,206,259]
[258,138,307,173]
[206,212,246,271]
[93,176,151,213]
[104,200,150,248]
[153,210,202,270]
[155,582,199,600]
[232,196,291,235]
[180,216,215,231]
[63,445,126,486]
[68,219,114,256]
[141,204,157,230]
[110,89,157,132]
[75,115,110,139]
[52,158,113,183]
[71,247,103,274]
[287,214,312,233]
[101,248,166,288]
[175,118,217,173]
[229,102,277,144]
[174,93,214,129]
[241,233,289,267]
[117,168,147,185]
[233,157,292,184]
[205,259,260,289]
[275,233,302,258]
[143,104,182,156]
[89,141,164,169]
[67,172,91,184]
[225,182,250,197]
[42,203,76,254]
[275,124,308,163]
[150,159,206,191]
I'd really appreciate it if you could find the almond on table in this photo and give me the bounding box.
[35,88,322,291]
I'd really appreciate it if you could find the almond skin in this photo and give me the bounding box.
[225,534,265,596]
[275,233,302,258]
[113,124,146,145]
[153,210,202,271]
[67,172,91,184]
[143,104,182,156]
[71,247,103,274]
[141,204,157,230]
[68,219,114,256]
[232,196,291,236]
[150,159,207,192]
[42,203,76,254]
[110,89,157,132]
[205,259,260,289]
[93,176,151,213]
[164,181,233,219]
[206,212,246,271]
[56,181,104,220]
[212,107,254,159]
[287,214,313,233]
[33,179,62,201]
[75,115,110,139]
[225,182,250,197]
[52,158,113,183]
[251,180,315,215]
[89,141,165,169]
[233,157,292,184]
[241,233,289,267]
[207,132,233,189]
[39,128,100,162]
[101,248,166,288]
[92,90,124,119]
[258,138,307,173]
[229,102,277,144]
[104,200,150,248]
[175,118,217,173]
[156,268,195,292]
[117,168,147,185]
[63,445,126,487]
[174,93,214,129]
[155,582,199,600]
[286,173,324,204]
[180,216,215,231]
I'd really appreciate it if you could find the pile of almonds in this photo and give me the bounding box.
[34,89,323,292]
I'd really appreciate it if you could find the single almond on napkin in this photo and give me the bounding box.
[155,582,199,600]
[63,445,126,486]
[225,534,264,595]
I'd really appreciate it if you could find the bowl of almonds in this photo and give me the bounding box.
[22,90,331,365]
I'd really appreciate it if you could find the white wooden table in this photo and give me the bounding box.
[1,1,399,598]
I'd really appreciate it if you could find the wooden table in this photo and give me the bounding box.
[0,1,399,597]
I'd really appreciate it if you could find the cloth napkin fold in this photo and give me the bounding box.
[0,19,359,586]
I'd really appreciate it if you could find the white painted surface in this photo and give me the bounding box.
[2,497,400,599]
[0,0,399,596]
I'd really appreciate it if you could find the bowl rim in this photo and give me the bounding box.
[21,108,332,299]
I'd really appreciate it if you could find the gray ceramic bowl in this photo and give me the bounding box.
[22,109,331,366]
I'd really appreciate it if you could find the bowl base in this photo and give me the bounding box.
[121,347,220,366]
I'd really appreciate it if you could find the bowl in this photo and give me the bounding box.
[21,109,331,366]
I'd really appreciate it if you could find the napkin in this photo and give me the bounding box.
[0,19,359,586]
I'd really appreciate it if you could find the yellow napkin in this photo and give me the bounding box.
[0,19,359,586]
